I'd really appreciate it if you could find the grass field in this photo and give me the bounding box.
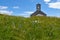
[0,14,60,40]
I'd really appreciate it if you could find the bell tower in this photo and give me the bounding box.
[36,3,41,11]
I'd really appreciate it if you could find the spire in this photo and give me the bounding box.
[36,3,41,11]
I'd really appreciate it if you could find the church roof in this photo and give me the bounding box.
[31,10,46,16]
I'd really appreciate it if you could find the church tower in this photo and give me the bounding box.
[31,3,47,16]
[36,3,41,11]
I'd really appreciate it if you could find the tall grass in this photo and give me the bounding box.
[0,15,60,40]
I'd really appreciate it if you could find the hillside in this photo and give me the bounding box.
[0,14,60,40]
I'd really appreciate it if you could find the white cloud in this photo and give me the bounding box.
[0,6,8,9]
[0,6,13,15]
[44,0,51,3]
[0,10,13,15]
[48,2,60,9]
[44,0,60,9]
[19,14,29,17]
[19,11,34,17]
[24,11,33,14]
[57,0,60,2]
[13,6,19,9]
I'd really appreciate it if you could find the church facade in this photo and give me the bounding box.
[31,3,47,16]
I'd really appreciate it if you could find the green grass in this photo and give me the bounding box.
[0,14,60,40]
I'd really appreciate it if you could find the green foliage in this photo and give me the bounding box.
[0,15,60,40]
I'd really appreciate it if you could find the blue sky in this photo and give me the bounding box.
[0,0,60,17]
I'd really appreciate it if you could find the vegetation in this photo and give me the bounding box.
[0,14,60,40]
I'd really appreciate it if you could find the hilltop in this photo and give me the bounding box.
[0,14,60,40]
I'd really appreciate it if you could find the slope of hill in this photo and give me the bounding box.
[0,14,60,40]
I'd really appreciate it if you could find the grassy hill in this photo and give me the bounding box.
[0,14,60,40]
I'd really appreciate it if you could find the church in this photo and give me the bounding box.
[31,3,47,16]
